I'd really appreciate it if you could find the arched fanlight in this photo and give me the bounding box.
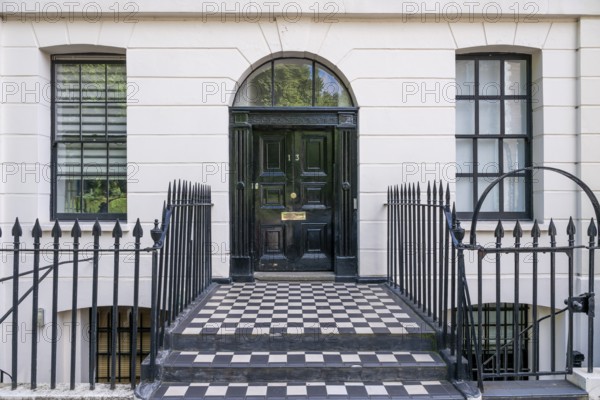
[233,58,353,107]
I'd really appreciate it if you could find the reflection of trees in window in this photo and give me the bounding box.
[234,58,352,107]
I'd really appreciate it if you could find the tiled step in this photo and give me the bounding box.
[149,380,464,399]
[159,350,448,382]
[168,328,437,352]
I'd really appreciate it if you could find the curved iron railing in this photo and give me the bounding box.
[387,170,597,391]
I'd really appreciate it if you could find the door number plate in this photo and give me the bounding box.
[281,212,306,221]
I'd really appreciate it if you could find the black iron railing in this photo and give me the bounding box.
[146,180,213,381]
[387,168,598,390]
[0,180,211,391]
[386,182,479,383]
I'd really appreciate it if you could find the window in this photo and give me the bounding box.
[95,307,151,384]
[467,303,530,380]
[52,56,127,220]
[233,58,353,107]
[455,54,531,219]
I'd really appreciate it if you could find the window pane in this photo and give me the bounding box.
[479,60,501,96]
[274,59,312,107]
[109,179,127,213]
[505,60,527,95]
[83,143,107,175]
[479,100,500,135]
[81,64,106,102]
[477,178,500,212]
[107,104,126,137]
[107,64,127,101]
[56,176,81,213]
[503,139,526,172]
[109,143,127,174]
[456,177,473,212]
[315,64,352,107]
[504,176,526,212]
[456,60,475,96]
[456,100,474,134]
[55,64,80,102]
[56,143,81,175]
[477,140,499,173]
[456,139,473,174]
[505,100,527,135]
[82,104,106,138]
[83,178,108,213]
[55,104,80,140]
[235,62,272,106]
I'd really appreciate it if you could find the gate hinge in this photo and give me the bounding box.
[565,292,595,316]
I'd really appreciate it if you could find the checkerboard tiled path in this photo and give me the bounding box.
[175,282,426,336]
[146,283,463,399]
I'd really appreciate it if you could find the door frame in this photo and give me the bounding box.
[229,108,358,282]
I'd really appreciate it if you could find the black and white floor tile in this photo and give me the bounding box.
[167,350,439,367]
[177,283,426,336]
[153,381,463,399]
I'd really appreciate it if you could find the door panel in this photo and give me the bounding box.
[254,128,333,271]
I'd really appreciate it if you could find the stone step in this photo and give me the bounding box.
[254,271,336,282]
[159,350,448,383]
[482,380,588,400]
[149,380,464,399]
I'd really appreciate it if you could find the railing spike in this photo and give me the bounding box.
[531,219,541,238]
[416,182,421,200]
[167,181,172,206]
[51,220,62,238]
[567,216,576,236]
[494,220,504,238]
[0,224,2,238]
[133,218,144,238]
[439,180,444,203]
[548,218,557,237]
[12,217,22,237]
[71,219,82,238]
[92,219,102,237]
[452,202,457,227]
[427,181,431,203]
[445,182,450,205]
[513,220,523,238]
[588,218,598,238]
[112,219,123,239]
[32,219,43,239]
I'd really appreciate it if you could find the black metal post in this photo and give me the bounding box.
[70,220,82,390]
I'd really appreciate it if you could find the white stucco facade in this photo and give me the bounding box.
[0,0,599,386]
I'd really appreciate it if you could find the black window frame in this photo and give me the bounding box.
[455,53,533,221]
[233,57,354,108]
[51,55,127,221]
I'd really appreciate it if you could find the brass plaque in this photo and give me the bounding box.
[281,211,306,221]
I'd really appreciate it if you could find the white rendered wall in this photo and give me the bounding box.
[0,9,599,381]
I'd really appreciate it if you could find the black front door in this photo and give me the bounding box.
[253,127,334,271]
